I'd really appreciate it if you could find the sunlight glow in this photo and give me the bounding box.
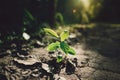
[73,9,77,13]
[81,0,90,10]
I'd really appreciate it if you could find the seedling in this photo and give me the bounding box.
[44,28,76,62]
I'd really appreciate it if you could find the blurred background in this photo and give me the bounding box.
[0,0,120,34]
[0,0,120,57]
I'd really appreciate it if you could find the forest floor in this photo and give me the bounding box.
[0,23,120,80]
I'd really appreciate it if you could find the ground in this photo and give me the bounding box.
[0,23,120,80]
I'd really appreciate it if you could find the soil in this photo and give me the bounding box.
[0,23,120,80]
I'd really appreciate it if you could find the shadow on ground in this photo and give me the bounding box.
[78,23,120,58]
[73,23,120,80]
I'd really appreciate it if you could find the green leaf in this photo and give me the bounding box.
[60,30,69,41]
[47,42,60,51]
[44,28,59,38]
[24,9,35,21]
[60,41,69,54]
[68,47,76,55]
[57,55,63,62]
[60,41,76,55]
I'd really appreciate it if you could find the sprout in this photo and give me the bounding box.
[44,28,76,62]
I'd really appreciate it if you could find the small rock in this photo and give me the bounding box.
[36,40,44,46]
[6,50,12,54]
[13,58,39,66]
[31,73,40,77]
[33,40,45,47]
[42,63,50,72]
[16,53,27,59]
[69,33,77,39]
[11,43,17,48]
[22,32,30,40]
[21,69,32,76]
[31,69,40,77]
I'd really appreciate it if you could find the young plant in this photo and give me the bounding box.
[44,28,76,62]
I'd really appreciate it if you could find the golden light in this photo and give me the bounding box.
[80,0,90,10]
[65,0,103,23]
[73,9,77,13]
